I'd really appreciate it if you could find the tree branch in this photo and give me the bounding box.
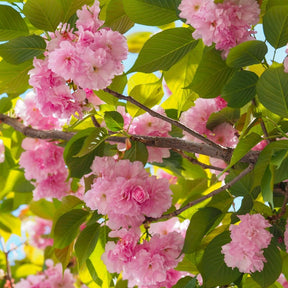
[0,114,260,164]
[0,114,74,141]
[144,163,254,223]
[103,88,224,152]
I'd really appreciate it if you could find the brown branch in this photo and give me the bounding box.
[103,88,224,152]
[144,163,254,223]
[0,114,260,163]
[0,114,74,141]
[91,115,101,127]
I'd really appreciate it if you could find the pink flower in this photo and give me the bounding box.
[221,213,272,273]
[179,0,260,53]
[209,122,238,148]
[76,1,104,33]
[0,139,4,163]
[14,91,66,130]
[129,107,172,163]
[14,259,75,288]
[24,218,53,249]
[83,157,172,229]
[277,274,288,288]
[284,219,288,253]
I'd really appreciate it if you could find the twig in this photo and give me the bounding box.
[0,114,74,141]
[103,88,224,152]
[172,148,225,171]
[91,115,101,127]
[0,237,14,288]
[145,163,254,223]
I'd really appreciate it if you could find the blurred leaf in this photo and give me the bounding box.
[182,207,222,254]
[23,0,94,31]
[55,242,74,269]
[29,199,57,220]
[0,59,32,95]
[0,5,29,41]
[226,40,268,68]
[75,223,100,268]
[0,35,46,65]
[263,6,288,48]
[188,47,235,98]
[127,31,152,53]
[127,78,163,117]
[105,0,134,33]
[54,209,89,249]
[0,97,12,113]
[257,67,288,117]
[123,0,179,26]
[222,71,258,108]
[163,41,204,115]
[104,111,124,132]
[128,28,198,73]
[261,165,274,207]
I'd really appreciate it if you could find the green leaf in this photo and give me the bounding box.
[0,5,29,41]
[172,276,197,288]
[252,241,282,287]
[123,140,148,165]
[55,242,74,269]
[226,40,268,68]
[0,35,46,65]
[105,0,134,34]
[229,133,262,168]
[261,165,274,207]
[54,209,89,249]
[0,60,32,95]
[257,67,288,117]
[263,6,288,48]
[74,127,108,158]
[128,28,199,73]
[206,107,240,131]
[162,41,204,115]
[222,71,258,108]
[97,74,127,106]
[64,128,105,178]
[182,207,222,254]
[188,47,235,98]
[199,231,242,288]
[123,0,179,26]
[104,111,124,132]
[127,78,163,117]
[0,97,12,113]
[29,199,57,220]
[23,0,93,31]
[75,223,100,268]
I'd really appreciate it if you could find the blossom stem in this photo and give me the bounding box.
[144,163,254,224]
[0,237,14,288]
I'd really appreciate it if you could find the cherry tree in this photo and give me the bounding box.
[0,0,288,287]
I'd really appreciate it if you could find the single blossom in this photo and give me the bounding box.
[0,139,5,163]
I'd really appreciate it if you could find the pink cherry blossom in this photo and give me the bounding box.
[24,217,53,249]
[0,139,4,163]
[129,107,171,162]
[284,219,288,253]
[14,91,66,130]
[179,0,260,54]
[14,259,75,288]
[277,274,288,288]
[221,213,272,273]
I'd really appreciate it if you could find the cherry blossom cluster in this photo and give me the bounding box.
[102,223,187,287]
[29,0,127,120]
[180,96,238,148]
[117,106,172,163]
[83,156,172,229]
[221,213,273,273]
[14,259,75,288]
[15,91,66,130]
[178,0,260,54]
[22,217,53,250]
[0,139,4,163]
[19,138,70,200]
